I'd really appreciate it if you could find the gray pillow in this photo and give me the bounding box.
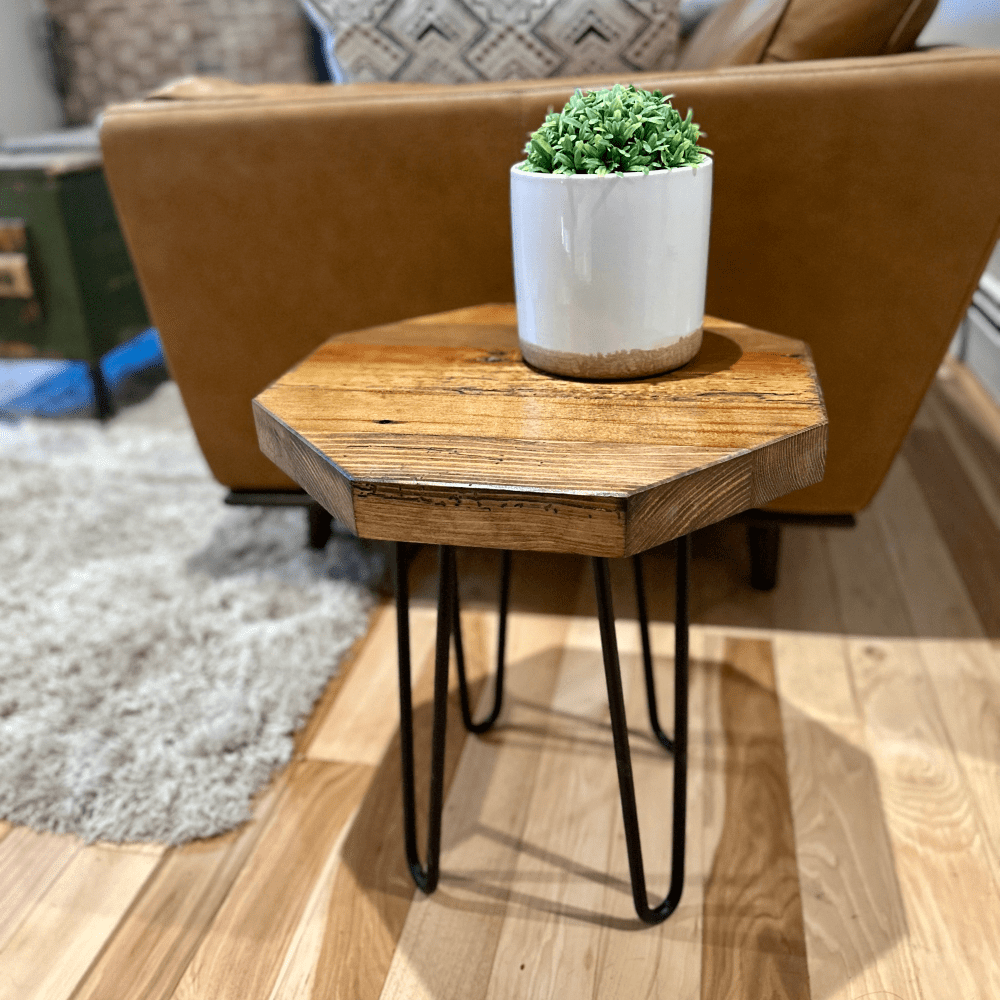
[302,0,682,83]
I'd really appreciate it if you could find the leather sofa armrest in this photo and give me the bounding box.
[101,48,1000,512]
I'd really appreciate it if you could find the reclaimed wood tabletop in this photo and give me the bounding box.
[253,303,827,557]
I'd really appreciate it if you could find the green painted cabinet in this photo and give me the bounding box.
[0,150,149,364]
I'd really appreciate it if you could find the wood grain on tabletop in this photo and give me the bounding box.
[253,304,827,557]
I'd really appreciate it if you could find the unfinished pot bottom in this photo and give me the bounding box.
[520,327,703,380]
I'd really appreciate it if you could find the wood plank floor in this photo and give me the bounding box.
[2,356,999,999]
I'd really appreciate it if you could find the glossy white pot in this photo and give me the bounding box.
[510,158,712,379]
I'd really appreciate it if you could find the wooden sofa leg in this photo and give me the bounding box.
[308,502,333,550]
[747,521,781,591]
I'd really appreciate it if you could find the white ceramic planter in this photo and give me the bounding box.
[510,158,712,379]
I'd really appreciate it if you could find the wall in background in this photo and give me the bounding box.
[919,0,1000,48]
[932,0,1000,401]
[0,0,64,140]
[44,0,314,125]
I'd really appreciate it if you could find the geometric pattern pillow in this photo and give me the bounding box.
[308,0,681,83]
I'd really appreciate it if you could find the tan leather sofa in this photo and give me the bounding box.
[99,46,1000,521]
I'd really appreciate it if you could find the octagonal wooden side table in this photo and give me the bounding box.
[253,303,827,925]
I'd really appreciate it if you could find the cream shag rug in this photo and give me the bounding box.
[0,383,379,845]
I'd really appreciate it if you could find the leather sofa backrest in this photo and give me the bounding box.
[678,0,939,70]
[100,48,1000,514]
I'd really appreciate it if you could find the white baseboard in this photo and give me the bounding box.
[963,305,1000,405]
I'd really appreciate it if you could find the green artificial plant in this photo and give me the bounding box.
[520,84,711,176]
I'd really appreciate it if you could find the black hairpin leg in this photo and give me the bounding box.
[452,548,510,734]
[394,537,687,922]
[394,543,512,893]
[394,542,453,893]
[633,554,674,752]
[595,535,689,924]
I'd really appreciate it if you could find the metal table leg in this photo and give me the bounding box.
[394,543,451,892]
[633,553,674,752]
[452,547,510,734]
[393,544,510,892]
[393,539,689,926]
[594,535,689,924]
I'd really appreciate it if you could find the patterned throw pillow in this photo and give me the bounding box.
[305,0,682,83]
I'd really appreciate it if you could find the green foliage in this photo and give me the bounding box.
[520,84,711,176]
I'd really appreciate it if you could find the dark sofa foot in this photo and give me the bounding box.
[747,521,781,591]
[308,502,334,549]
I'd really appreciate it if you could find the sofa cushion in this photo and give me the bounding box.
[314,0,682,83]
[677,0,939,70]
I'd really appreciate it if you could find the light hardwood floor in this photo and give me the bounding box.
[1,356,998,1000]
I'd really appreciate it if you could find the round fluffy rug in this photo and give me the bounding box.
[0,383,380,845]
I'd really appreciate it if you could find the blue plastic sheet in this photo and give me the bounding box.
[0,328,166,420]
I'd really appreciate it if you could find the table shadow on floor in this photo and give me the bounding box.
[328,643,908,1000]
